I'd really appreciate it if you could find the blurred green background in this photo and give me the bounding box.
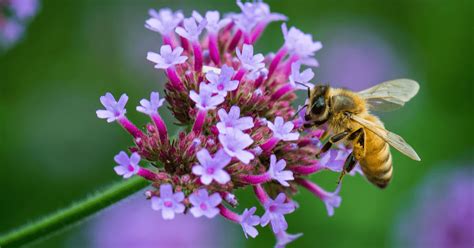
[1,0,472,247]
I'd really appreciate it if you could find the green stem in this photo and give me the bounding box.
[0,176,148,247]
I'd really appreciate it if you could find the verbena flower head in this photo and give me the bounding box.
[97,1,360,246]
[0,0,40,50]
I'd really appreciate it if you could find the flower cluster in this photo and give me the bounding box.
[0,0,39,50]
[96,1,360,246]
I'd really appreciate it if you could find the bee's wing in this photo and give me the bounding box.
[350,114,421,161]
[358,79,420,112]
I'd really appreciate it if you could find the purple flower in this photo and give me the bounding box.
[11,0,39,20]
[289,61,315,90]
[147,45,188,69]
[145,8,184,35]
[237,0,286,23]
[96,93,128,123]
[189,189,222,218]
[268,117,300,141]
[216,106,254,134]
[192,149,231,185]
[282,23,322,67]
[175,17,207,42]
[234,0,286,33]
[218,128,255,164]
[90,191,235,248]
[268,155,294,187]
[113,151,140,179]
[151,184,185,220]
[260,193,296,233]
[136,92,165,115]
[206,65,239,96]
[240,207,260,238]
[190,82,225,110]
[320,184,342,217]
[192,10,231,34]
[275,231,303,248]
[320,148,363,176]
[395,167,474,248]
[236,44,265,72]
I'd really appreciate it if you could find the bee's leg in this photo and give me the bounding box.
[337,152,357,184]
[347,128,366,161]
[316,130,350,158]
[337,128,365,184]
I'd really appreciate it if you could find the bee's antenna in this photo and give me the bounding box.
[295,82,310,89]
[292,104,308,120]
[295,82,311,97]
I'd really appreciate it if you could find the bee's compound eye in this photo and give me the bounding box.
[311,96,326,115]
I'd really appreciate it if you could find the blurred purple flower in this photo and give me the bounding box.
[395,166,474,248]
[318,26,406,90]
[89,191,239,248]
[0,0,39,49]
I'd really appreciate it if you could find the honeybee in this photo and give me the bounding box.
[302,79,421,188]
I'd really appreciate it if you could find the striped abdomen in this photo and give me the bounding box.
[359,127,393,188]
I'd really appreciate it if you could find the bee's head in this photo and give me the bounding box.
[305,84,331,125]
